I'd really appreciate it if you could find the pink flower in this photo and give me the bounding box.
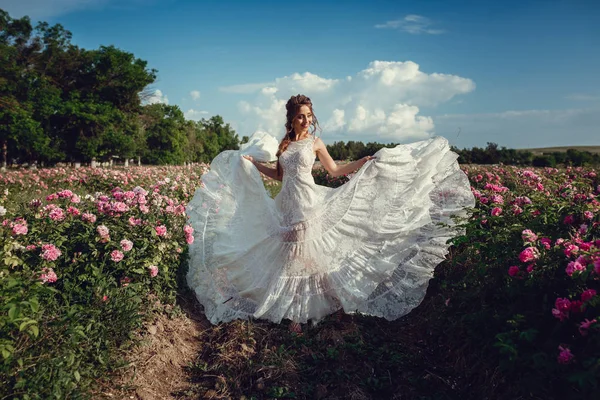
[557,345,574,364]
[185,234,194,244]
[526,264,535,274]
[581,289,597,302]
[183,225,194,235]
[39,267,57,284]
[128,216,142,226]
[565,261,585,276]
[563,243,579,258]
[512,205,523,215]
[564,215,575,225]
[139,205,150,214]
[490,195,504,204]
[81,213,97,223]
[578,224,588,235]
[519,247,540,263]
[40,244,62,261]
[97,225,109,237]
[491,207,502,216]
[148,265,159,277]
[578,319,597,336]
[594,259,600,275]
[521,229,538,243]
[540,238,552,250]
[155,225,167,237]
[110,250,124,262]
[49,207,65,221]
[120,239,133,252]
[12,223,28,236]
[584,211,594,220]
[508,266,520,277]
[102,295,109,302]
[67,206,80,216]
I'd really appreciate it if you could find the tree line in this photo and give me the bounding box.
[0,9,239,167]
[326,141,600,167]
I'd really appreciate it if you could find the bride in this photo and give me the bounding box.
[186,94,474,333]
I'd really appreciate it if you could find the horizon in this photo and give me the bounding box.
[2,0,599,149]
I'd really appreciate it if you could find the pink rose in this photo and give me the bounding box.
[49,207,65,221]
[97,225,109,237]
[521,229,538,243]
[578,319,597,336]
[111,250,124,262]
[557,346,574,364]
[508,266,520,277]
[12,223,28,236]
[584,211,594,220]
[40,244,62,261]
[565,261,585,276]
[120,239,133,252]
[148,265,159,277]
[39,267,58,284]
[82,213,97,223]
[540,238,552,249]
[491,207,502,216]
[519,247,540,263]
[564,215,575,225]
[155,225,167,237]
[581,289,597,302]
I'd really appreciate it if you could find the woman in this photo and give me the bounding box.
[186,94,474,333]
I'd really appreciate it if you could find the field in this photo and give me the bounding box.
[518,146,600,155]
[0,163,598,400]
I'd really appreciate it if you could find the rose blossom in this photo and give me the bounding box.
[557,345,574,364]
[491,207,502,216]
[521,229,538,243]
[581,289,597,302]
[578,319,597,336]
[565,261,585,276]
[12,223,28,236]
[111,250,124,262]
[97,225,109,237]
[82,213,97,223]
[155,225,167,237]
[40,244,61,261]
[519,247,540,263]
[584,211,594,220]
[148,265,159,277]
[540,238,552,250]
[120,239,133,252]
[508,266,520,277]
[39,267,57,284]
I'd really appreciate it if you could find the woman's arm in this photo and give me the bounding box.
[243,155,282,181]
[314,138,375,177]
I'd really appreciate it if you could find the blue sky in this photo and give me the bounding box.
[3,0,599,149]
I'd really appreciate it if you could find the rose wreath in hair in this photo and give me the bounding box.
[275,94,321,177]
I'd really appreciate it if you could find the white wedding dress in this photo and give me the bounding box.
[186,133,474,324]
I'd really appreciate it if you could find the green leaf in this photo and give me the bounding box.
[74,370,81,382]
[29,325,39,338]
[8,305,18,320]
[29,297,40,313]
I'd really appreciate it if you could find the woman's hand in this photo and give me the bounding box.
[359,155,376,166]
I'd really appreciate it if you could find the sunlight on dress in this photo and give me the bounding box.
[186,133,475,324]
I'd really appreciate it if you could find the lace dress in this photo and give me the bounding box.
[186,135,474,324]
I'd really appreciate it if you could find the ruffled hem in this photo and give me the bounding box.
[186,136,474,324]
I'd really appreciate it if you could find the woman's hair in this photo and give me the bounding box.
[276,94,321,177]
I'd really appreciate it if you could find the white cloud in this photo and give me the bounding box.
[189,90,201,101]
[185,109,209,121]
[229,60,474,142]
[144,89,169,105]
[375,15,445,35]
[566,93,600,101]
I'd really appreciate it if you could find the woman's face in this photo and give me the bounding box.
[292,105,313,135]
